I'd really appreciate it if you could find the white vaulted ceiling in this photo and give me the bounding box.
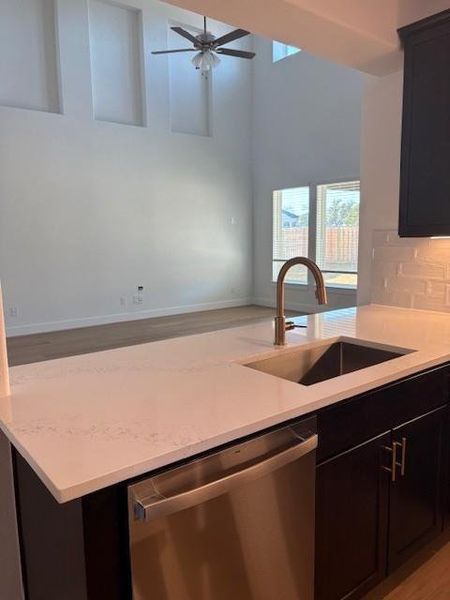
[163,0,450,75]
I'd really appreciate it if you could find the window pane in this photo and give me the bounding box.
[316,181,360,287]
[273,261,309,284]
[323,272,358,288]
[272,41,301,62]
[273,187,309,283]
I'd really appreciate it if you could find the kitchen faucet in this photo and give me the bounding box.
[274,257,327,346]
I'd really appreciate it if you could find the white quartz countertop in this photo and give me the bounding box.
[1,304,450,503]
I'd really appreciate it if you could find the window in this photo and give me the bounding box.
[316,181,359,288]
[273,187,309,284]
[272,41,301,62]
[272,180,360,288]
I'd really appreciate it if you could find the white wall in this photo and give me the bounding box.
[252,38,363,313]
[1,1,366,335]
[358,70,403,305]
[0,0,253,336]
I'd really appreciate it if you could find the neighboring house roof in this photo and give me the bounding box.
[281,209,299,219]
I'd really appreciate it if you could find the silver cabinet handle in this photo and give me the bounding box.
[397,437,407,477]
[382,443,398,482]
[382,437,407,482]
[133,434,317,522]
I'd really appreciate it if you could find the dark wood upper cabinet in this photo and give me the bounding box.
[398,10,450,237]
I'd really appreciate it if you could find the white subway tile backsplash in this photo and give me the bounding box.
[372,230,390,245]
[387,276,427,294]
[373,245,416,262]
[400,261,446,280]
[385,231,427,248]
[413,294,446,311]
[415,245,450,264]
[371,230,450,313]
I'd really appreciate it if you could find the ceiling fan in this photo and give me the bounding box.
[152,17,256,72]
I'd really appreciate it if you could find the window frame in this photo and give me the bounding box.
[272,177,360,291]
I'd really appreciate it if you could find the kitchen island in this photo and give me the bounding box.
[2,304,450,600]
[3,304,450,503]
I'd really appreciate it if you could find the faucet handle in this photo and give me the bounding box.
[286,320,307,330]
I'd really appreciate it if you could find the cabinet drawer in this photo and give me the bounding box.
[317,366,449,463]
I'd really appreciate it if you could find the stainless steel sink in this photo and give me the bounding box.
[245,338,414,386]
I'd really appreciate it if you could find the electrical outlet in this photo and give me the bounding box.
[9,307,18,318]
[133,285,144,305]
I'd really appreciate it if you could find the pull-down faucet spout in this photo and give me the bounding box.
[274,257,327,346]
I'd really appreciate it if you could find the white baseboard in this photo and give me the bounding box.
[6,298,253,337]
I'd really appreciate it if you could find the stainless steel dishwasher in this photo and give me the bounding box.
[128,417,317,600]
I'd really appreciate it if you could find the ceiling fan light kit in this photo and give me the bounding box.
[152,16,255,72]
[192,50,221,72]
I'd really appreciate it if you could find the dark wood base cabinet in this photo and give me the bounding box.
[13,365,449,600]
[315,433,390,600]
[13,454,131,600]
[388,407,447,572]
[315,368,449,600]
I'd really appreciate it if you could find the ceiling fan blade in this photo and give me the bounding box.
[152,48,197,55]
[170,27,199,45]
[216,48,256,59]
[213,29,250,47]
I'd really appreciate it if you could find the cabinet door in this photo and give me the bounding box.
[398,12,450,237]
[315,432,390,600]
[388,407,447,572]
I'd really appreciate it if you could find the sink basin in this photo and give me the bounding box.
[245,338,414,386]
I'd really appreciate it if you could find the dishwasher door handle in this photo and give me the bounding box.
[133,433,317,522]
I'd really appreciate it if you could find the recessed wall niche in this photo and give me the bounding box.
[168,22,211,137]
[89,0,145,127]
[0,0,61,113]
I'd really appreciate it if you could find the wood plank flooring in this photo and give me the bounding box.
[363,532,450,600]
[6,304,450,599]
[7,305,295,366]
